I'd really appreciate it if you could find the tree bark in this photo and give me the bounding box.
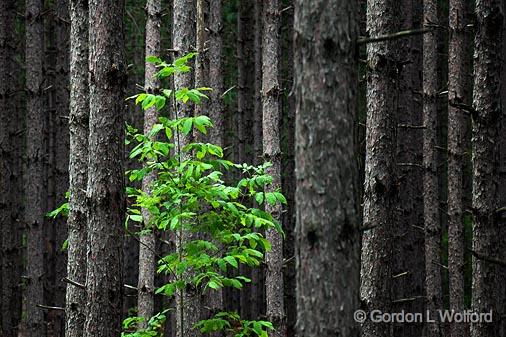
[172,1,202,336]
[447,1,469,336]
[25,0,46,335]
[262,1,285,336]
[393,1,425,335]
[423,0,443,336]
[137,0,162,328]
[294,1,360,336]
[471,1,504,337]
[54,1,70,335]
[208,0,224,147]
[360,1,399,337]
[1,1,22,336]
[65,1,89,337]
[83,0,126,336]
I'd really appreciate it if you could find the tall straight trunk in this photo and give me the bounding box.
[83,0,126,335]
[499,7,506,335]
[281,2,296,336]
[137,0,162,327]
[360,1,399,337]
[471,1,503,337]
[423,0,443,336]
[25,0,45,335]
[447,1,468,336]
[172,1,201,336]
[393,1,425,336]
[54,1,70,334]
[294,1,359,336]
[65,1,89,336]
[237,0,254,165]
[1,1,22,336]
[251,0,265,321]
[262,1,285,336]
[208,0,224,147]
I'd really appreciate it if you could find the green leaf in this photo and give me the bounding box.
[274,192,287,204]
[223,256,238,269]
[129,214,143,222]
[207,280,220,290]
[182,118,193,135]
[265,193,276,206]
[146,55,162,63]
[155,95,166,111]
[135,93,147,105]
[255,192,264,205]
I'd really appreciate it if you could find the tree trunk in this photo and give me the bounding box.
[360,1,399,336]
[172,1,201,336]
[294,1,359,336]
[423,0,443,336]
[54,1,70,334]
[447,1,469,336]
[137,0,162,328]
[65,1,89,337]
[1,1,22,336]
[208,0,224,147]
[393,1,425,335]
[262,1,285,336]
[83,0,126,335]
[471,1,503,337]
[25,0,46,335]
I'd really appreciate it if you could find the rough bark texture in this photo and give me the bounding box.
[294,1,359,336]
[360,1,399,336]
[54,1,70,335]
[137,0,162,328]
[1,1,22,336]
[83,0,126,336]
[25,0,46,335]
[262,1,285,336]
[237,0,254,165]
[423,0,443,336]
[208,0,224,147]
[471,1,504,337]
[447,1,468,336]
[172,1,202,336]
[66,1,89,336]
[393,1,425,336]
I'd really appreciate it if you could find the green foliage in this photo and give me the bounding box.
[122,54,284,336]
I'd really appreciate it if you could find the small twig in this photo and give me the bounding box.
[432,260,448,270]
[221,85,236,98]
[358,28,431,45]
[468,249,506,267]
[124,284,138,291]
[37,304,65,311]
[62,277,86,289]
[392,296,424,304]
[393,271,409,279]
[398,123,426,129]
[398,162,424,169]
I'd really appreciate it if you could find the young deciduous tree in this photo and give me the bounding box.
[294,0,360,336]
[83,0,126,335]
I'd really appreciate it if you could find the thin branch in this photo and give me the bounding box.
[358,28,431,45]
[62,277,86,289]
[37,304,65,311]
[468,249,506,267]
[393,271,409,279]
[398,123,426,129]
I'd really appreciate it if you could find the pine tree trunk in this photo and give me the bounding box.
[172,1,202,336]
[83,0,126,335]
[447,1,469,336]
[423,0,443,336]
[262,1,285,336]
[208,0,224,147]
[65,1,89,337]
[54,1,70,335]
[360,1,399,336]
[393,1,425,336]
[1,1,22,336]
[471,1,503,337]
[294,1,359,336]
[25,0,46,335]
[137,0,162,328]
